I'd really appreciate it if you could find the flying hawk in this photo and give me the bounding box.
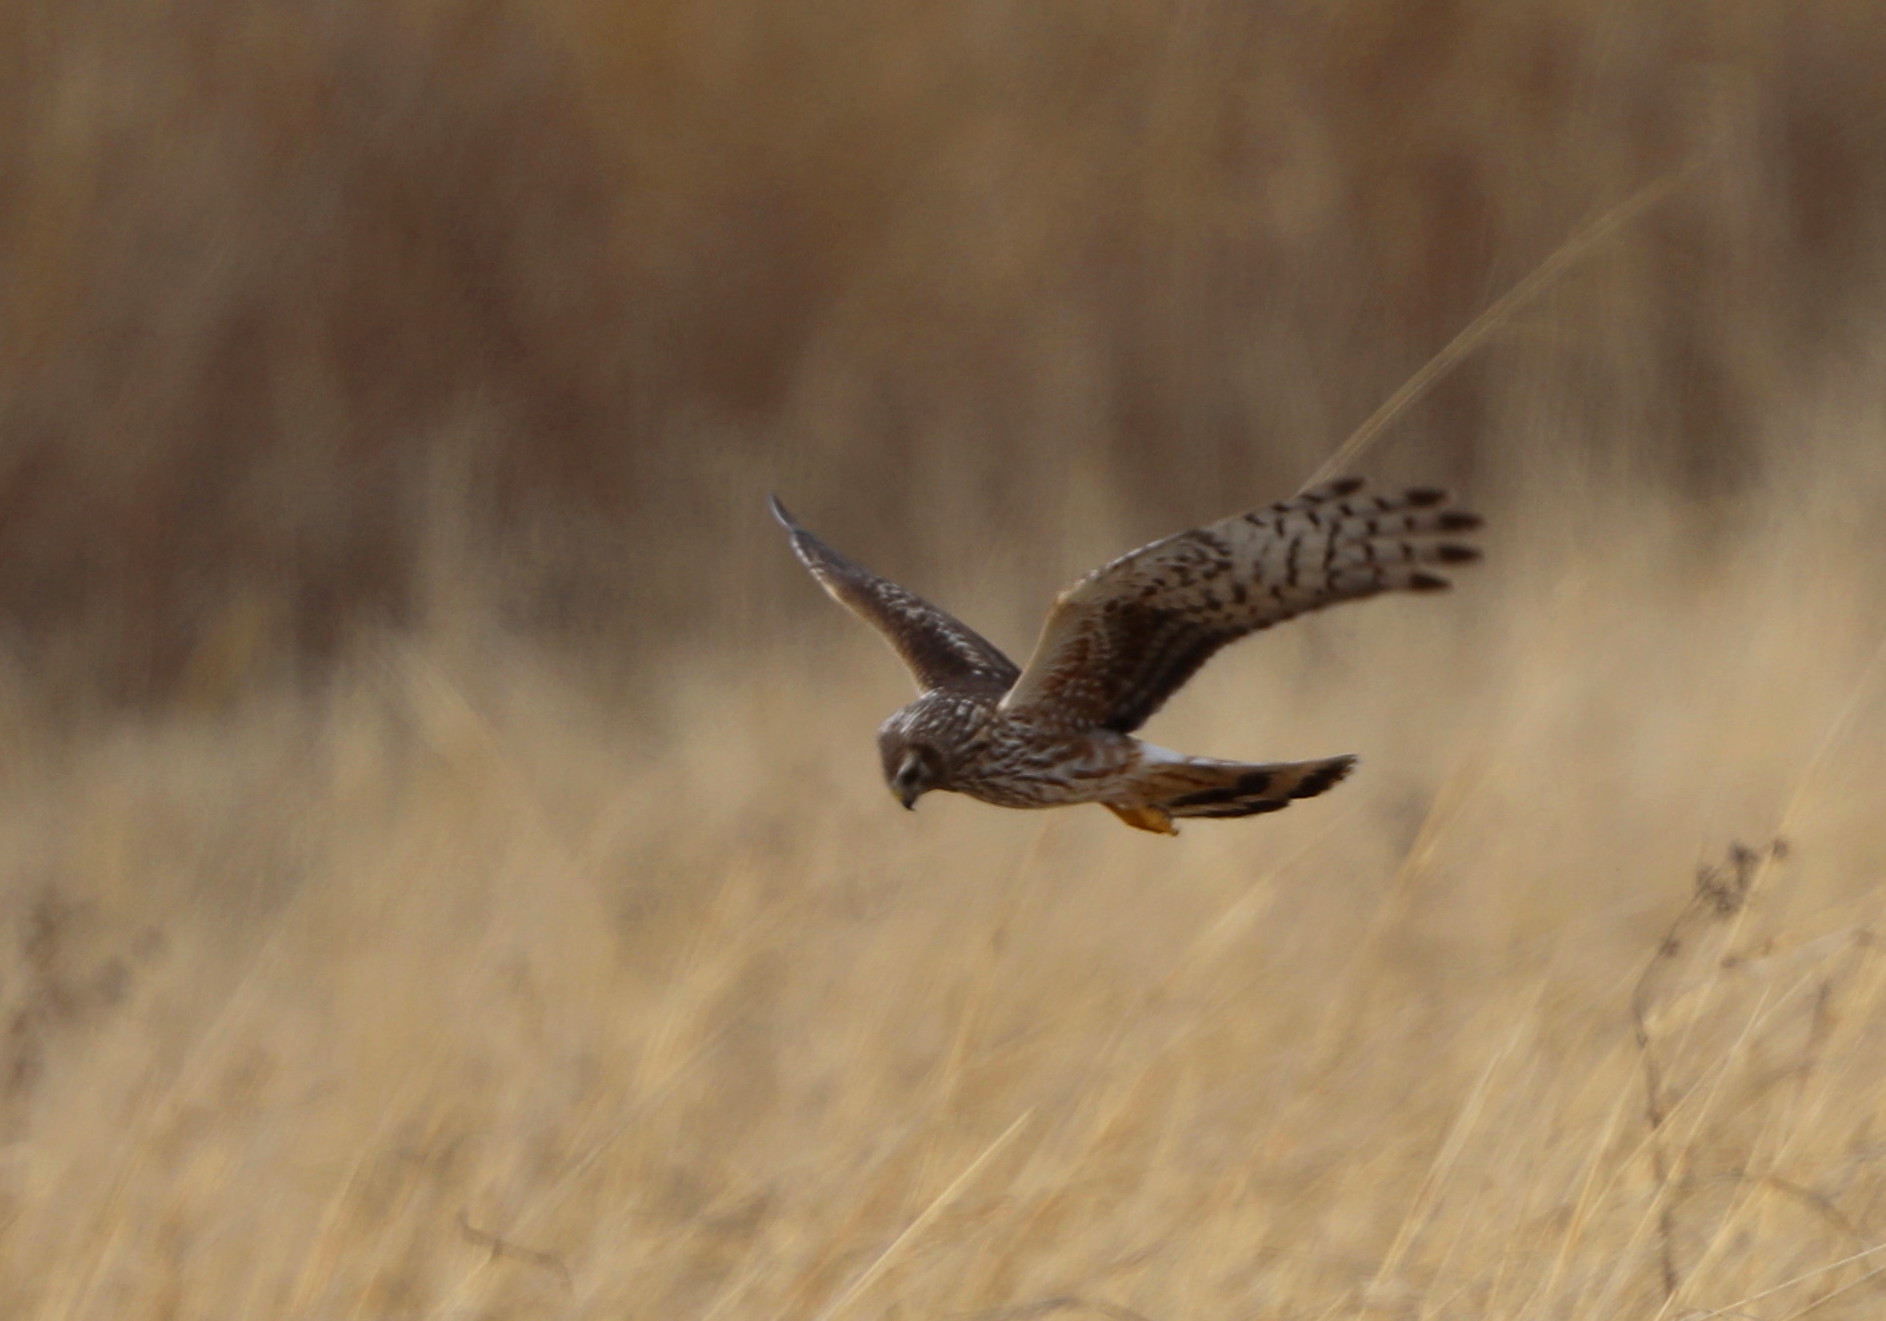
[773,478,1481,834]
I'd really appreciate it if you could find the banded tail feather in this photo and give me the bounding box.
[1105,753,1358,834]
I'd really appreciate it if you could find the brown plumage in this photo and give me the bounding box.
[773,478,1481,834]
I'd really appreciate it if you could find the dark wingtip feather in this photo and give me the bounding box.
[768,493,798,530]
[1404,486,1448,507]
[1326,476,1366,496]
[1196,800,1293,818]
[1437,509,1483,531]
[1435,543,1482,563]
[1169,785,1244,808]
[1294,755,1357,798]
[1408,571,1452,591]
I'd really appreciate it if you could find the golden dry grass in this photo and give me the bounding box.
[7,1,1886,1317]
[5,438,1886,1317]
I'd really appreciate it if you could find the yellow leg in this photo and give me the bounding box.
[1104,803,1178,835]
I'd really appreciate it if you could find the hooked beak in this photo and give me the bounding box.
[893,751,928,810]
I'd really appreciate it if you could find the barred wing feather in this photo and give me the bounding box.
[771,496,1021,695]
[1000,478,1483,733]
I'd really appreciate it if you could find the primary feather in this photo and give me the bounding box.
[770,495,1020,695]
[1000,479,1482,733]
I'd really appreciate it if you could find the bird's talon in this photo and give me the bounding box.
[1105,804,1178,835]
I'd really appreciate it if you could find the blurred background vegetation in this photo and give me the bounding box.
[4,0,1884,705]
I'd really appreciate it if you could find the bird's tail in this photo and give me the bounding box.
[1105,754,1356,834]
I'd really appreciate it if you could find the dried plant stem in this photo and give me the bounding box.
[456,1211,572,1290]
[1631,842,1782,1303]
[1632,913,1690,1300]
[1305,164,1696,488]
[1689,1242,1886,1320]
[810,1109,1034,1321]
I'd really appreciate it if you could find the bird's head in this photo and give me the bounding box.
[878,730,948,810]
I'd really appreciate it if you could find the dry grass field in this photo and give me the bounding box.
[9,459,1886,1319]
[5,1,1886,1317]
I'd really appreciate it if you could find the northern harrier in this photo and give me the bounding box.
[773,479,1481,834]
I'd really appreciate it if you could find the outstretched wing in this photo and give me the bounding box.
[1001,478,1482,733]
[772,496,1021,695]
